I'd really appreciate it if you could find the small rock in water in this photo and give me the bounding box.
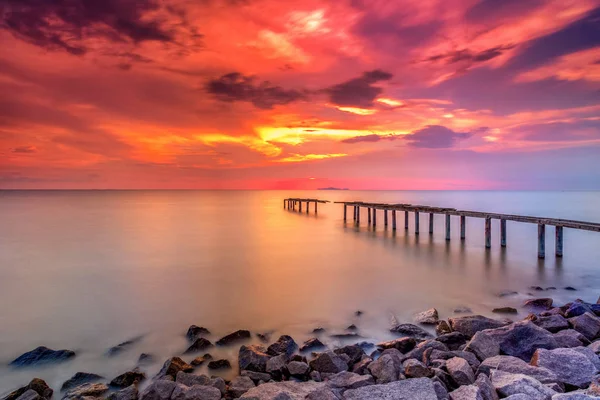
[137,353,154,364]
[529,286,545,291]
[492,307,518,314]
[564,286,577,291]
[109,369,146,388]
[448,315,507,338]
[498,291,518,298]
[207,359,231,370]
[62,383,109,400]
[523,298,553,311]
[106,385,137,400]
[3,378,53,400]
[355,310,364,316]
[545,287,556,290]
[9,346,76,368]
[256,332,272,343]
[389,323,433,339]
[106,336,143,357]
[154,357,194,380]
[267,335,298,357]
[60,372,104,392]
[312,327,326,333]
[190,353,212,366]
[414,308,440,325]
[185,325,210,341]
[183,337,213,354]
[436,320,453,335]
[454,306,474,313]
[300,338,325,352]
[329,332,360,339]
[216,330,251,346]
[377,337,417,353]
[346,324,358,331]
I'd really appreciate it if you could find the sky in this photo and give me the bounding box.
[1,0,600,190]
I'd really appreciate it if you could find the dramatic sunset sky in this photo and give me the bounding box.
[1,0,599,189]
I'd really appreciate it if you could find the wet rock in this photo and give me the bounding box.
[256,332,272,343]
[484,321,558,361]
[565,301,600,319]
[524,298,554,311]
[216,330,251,346]
[589,341,600,354]
[299,338,325,352]
[207,359,231,370]
[170,383,221,400]
[266,354,288,379]
[415,308,440,325]
[465,331,500,361]
[185,325,210,342]
[403,358,432,378]
[309,351,348,374]
[61,372,104,392]
[210,377,226,396]
[554,330,590,348]
[312,327,326,333]
[569,312,600,341]
[491,370,556,399]
[530,286,545,291]
[107,336,144,357]
[434,381,450,400]
[334,344,364,365]
[455,306,475,313]
[390,323,433,339]
[449,315,507,338]
[138,353,154,365]
[62,383,109,400]
[449,385,484,400]
[493,307,518,314]
[9,346,76,367]
[190,353,212,366]
[346,324,358,331]
[437,332,470,351]
[351,357,372,375]
[405,339,449,361]
[355,310,364,316]
[110,370,146,388]
[239,345,271,373]
[367,349,402,384]
[3,378,54,400]
[267,335,298,357]
[239,381,327,399]
[326,371,374,390]
[344,377,438,400]
[477,355,558,385]
[447,357,475,385]
[14,390,41,400]
[437,320,453,335]
[140,380,177,400]
[329,332,360,339]
[107,385,138,400]
[376,337,417,353]
[475,373,499,400]
[229,376,255,398]
[530,347,598,388]
[175,372,211,387]
[498,291,519,298]
[531,315,570,333]
[183,338,213,354]
[154,357,193,380]
[287,361,309,376]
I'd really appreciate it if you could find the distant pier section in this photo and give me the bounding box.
[283,198,600,259]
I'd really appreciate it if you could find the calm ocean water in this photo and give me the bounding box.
[1,190,600,392]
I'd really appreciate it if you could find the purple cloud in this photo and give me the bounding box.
[326,70,393,108]
[405,125,472,148]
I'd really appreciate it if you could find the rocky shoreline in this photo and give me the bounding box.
[4,296,600,400]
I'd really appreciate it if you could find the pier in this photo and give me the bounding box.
[283,198,600,259]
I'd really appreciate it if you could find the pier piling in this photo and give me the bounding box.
[373,208,377,227]
[501,219,507,247]
[556,226,563,257]
[405,211,409,230]
[368,208,371,225]
[384,210,388,227]
[445,214,451,241]
[538,224,546,259]
[485,217,491,248]
[415,212,420,235]
[460,215,466,240]
[429,213,434,234]
[392,210,397,230]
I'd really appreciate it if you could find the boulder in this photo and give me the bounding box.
[309,351,348,374]
[449,385,484,400]
[475,373,499,400]
[569,312,600,341]
[405,339,449,361]
[241,370,272,384]
[530,315,570,333]
[334,344,364,365]
[14,390,41,400]
[239,345,271,373]
[9,346,75,367]
[138,353,154,365]
[377,337,417,353]
[207,359,231,369]
[491,370,555,399]
[183,338,213,354]
[154,357,193,380]
[299,338,325,352]
[186,325,210,341]
[3,378,53,400]
[483,321,558,361]
[524,298,554,311]
[228,376,256,398]
[553,393,600,399]
[493,308,518,315]
[267,335,298,357]
[351,356,372,375]
[447,357,475,386]
[437,320,453,335]
[216,330,251,346]
[437,332,470,351]
[287,361,309,376]
[465,331,500,361]
[170,383,221,400]
[344,377,439,400]
[62,383,109,400]
[110,370,146,388]
[325,371,374,390]
[140,380,177,400]
[434,381,450,400]
[306,389,339,400]
[107,385,138,400]
[415,308,440,325]
[530,348,598,388]
[190,353,212,366]
[390,323,433,339]
[564,301,600,318]
[175,372,211,387]
[61,372,104,392]
[107,336,144,357]
[448,316,506,338]
[403,358,432,378]
[210,377,226,396]
[239,381,327,399]
[266,354,288,379]
[477,355,558,384]
[572,346,600,369]
[554,330,590,348]
[367,351,402,384]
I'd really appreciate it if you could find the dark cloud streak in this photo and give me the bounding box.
[325,70,393,108]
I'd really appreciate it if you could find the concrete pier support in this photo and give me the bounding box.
[384,210,388,227]
[405,211,409,230]
[356,206,360,223]
[485,217,491,248]
[429,213,434,234]
[368,208,371,225]
[344,205,347,221]
[445,214,451,241]
[415,212,420,235]
[460,215,466,240]
[556,226,563,257]
[538,224,546,259]
[501,219,507,247]
[392,211,397,230]
[373,209,377,227]
[299,201,302,212]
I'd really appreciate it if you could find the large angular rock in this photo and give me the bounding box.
[554,330,589,348]
[267,335,298,357]
[299,338,324,352]
[106,385,138,400]
[14,390,41,400]
[239,381,327,399]
[154,357,193,380]
[325,371,374,390]
[491,370,556,400]
[175,372,211,387]
[415,308,440,325]
[140,380,177,400]
[447,357,475,386]
[344,377,439,400]
[483,321,558,361]
[216,330,251,346]
[61,372,104,392]
[309,351,348,374]
[532,315,570,333]
[552,393,600,399]
[377,337,417,353]
[449,316,506,338]
[390,323,433,339]
[367,350,402,384]
[183,338,213,354]
[110,370,146,388]
[287,361,309,376]
[170,384,221,400]
[228,376,255,398]
[475,373,499,400]
[465,331,500,361]
[266,354,288,379]
[334,344,364,365]
[239,345,271,373]
[437,332,470,351]
[530,348,598,388]
[478,355,558,384]
[62,383,109,400]
[186,325,210,341]
[3,378,54,400]
[569,312,600,341]
[524,298,554,311]
[9,346,76,367]
[403,358,432,378]
[449,385,484,400]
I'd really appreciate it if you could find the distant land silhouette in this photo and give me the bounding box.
[318,187,349,190]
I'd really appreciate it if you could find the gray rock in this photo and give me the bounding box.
[267,336,298,357]
[185,325,210,342]
[299,338,325,352]
[465,331,500,361]
[405,340,449,361]
[333,345,364,365]
[447,357,475,385]
[287,361,309,376]
[437,333,470,351]
[588,341,600,354]
[241,370,272,383]
[530,347,598,388]
[175,372,211,387]
[305,388,339,400]
[343,378,439,400]
[475,373,499,400]
[266,354,288,379]
[106,336,144,357]
[415,308,440,325]
[451,351,481,369]
[207,359,231,369]
[524,298,554,311]
[62,383,109,400]
[183,338,213,354]
[532,315,570,333]
[491,370,556,400]
[107,385,138,400]
[554,330,589,348]
[309,352,347,374]
[210,377,226,396]
[569,312,600,341]
[239,345,271,373]
[240,381,327,399]
[403,358,432,378]
[477,355,558,384]
[3,378,54,400]
[504,395,536,400]
[434,381,450,400]
[229,376,256,398]
[9,346,76,367]
[15,390,41,400]
[110,370,146,388]
[140,380,177,400]
[367,350,402,384]
[483,321,558,361]
[310,371,322,382]
[154,357,193,380]
[170,384,221,400]
[61,372,104,392]
[377,337,417,353]
[572,346,600,369]
[389,323,433,339]
[449,386,484,400]
[216,330,251,346]
[552,394,600,399]
[325,371,373,390]
[351,357,372,375]
[448,316,506,338]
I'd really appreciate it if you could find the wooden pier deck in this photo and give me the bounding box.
[283,198,600,259]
